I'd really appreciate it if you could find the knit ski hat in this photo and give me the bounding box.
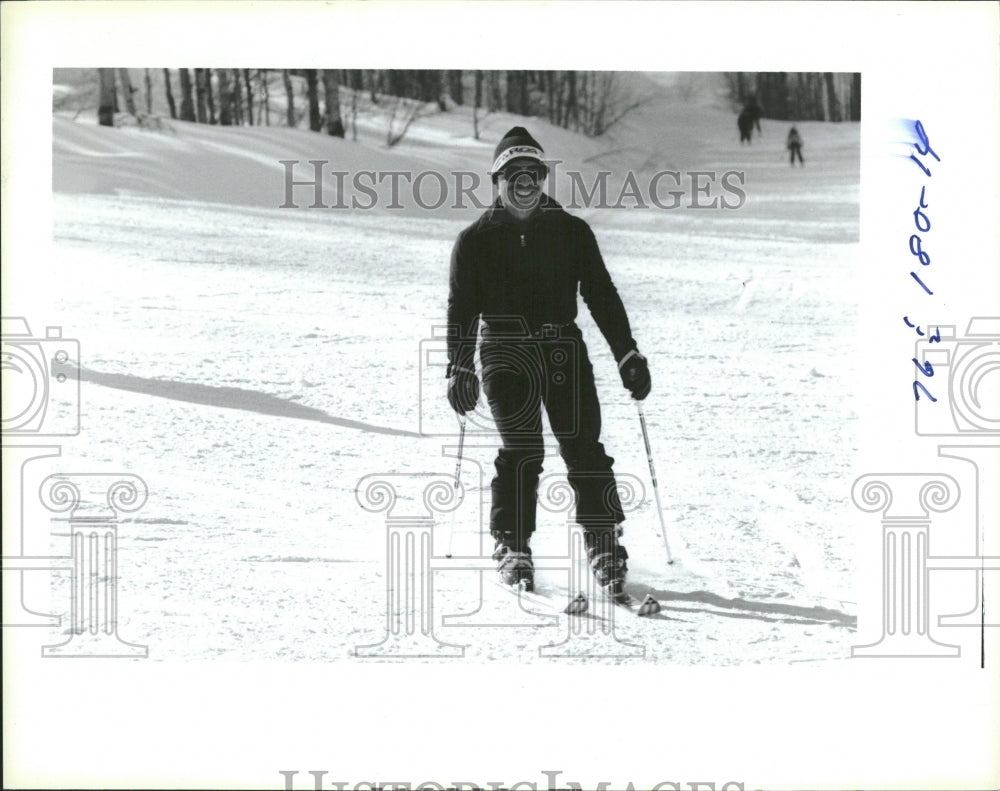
[489,126,546,177]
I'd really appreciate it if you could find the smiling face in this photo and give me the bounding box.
[496,158,548,222]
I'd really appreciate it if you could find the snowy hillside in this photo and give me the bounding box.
[39,72,861,665]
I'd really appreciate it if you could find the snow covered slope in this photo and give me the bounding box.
[43,73,860,664]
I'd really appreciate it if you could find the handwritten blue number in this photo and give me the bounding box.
[914,121,940,162]
[913,381,937,402]
[912,357,934,377]
[910,234,930,265]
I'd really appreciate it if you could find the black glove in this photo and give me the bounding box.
[447,367,480,414]
[618,349,651,400]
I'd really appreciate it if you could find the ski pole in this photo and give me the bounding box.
[636,400,674,565]
[445,415,466,559]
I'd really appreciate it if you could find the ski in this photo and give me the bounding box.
[488,575,570,617]
[489,573,663,619]
[563,588,663,618]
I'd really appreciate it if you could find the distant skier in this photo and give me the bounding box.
[445,126,651,601]
[786,126,804,165]
[737,95,762,144]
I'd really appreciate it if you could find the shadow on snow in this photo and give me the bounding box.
[78,366,422,438]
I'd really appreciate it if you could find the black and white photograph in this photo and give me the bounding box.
[3,2,998,790]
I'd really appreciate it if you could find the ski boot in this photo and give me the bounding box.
[492,536,534,592]
[585,528,629,602]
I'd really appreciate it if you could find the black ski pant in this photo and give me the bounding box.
[789,144,803,165]
[480,324,624,550]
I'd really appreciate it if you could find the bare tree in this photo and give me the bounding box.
[178,69,196,121]
[448,70,463,106]
[117,68,137,116]
[386,96,429,147]
[162,69,177,119]
[304,69,322,131]
[143,68,153,114]
[98,68,116,126]
[231,70,243,125]
[322,70,345,137]
[472,69,483,139]
[824,72,843,122]
[194,68,208,122]
[242,69,254,126]
[486,70,502,112]
[436,70,450,111]
[217,68,234,125]
[282,69,296,127]
[257,69,270,125]
[205,69,217,124]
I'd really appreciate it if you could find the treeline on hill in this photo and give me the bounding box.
[87,68,645,144]
[77,69,860,145]
[725,72,861,122]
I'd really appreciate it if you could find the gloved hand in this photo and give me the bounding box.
[618,349,651,400]
[447,367,480,414]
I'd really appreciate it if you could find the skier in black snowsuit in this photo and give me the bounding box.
[786,126,804,166]
[445,127,651,600]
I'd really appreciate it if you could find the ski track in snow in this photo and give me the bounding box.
[37,83,860,664]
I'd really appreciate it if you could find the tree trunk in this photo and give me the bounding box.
[97,68,116,126]
[437,70,450,111]
[243,69,254,125]
[205,69,217,123]
[305,69,322,131]
[473,69,482,139]
[178,69,195,121]
[448,70,463,106]
[322,70,345,137]
[259,70,270,125]
[117,68,137,116]
[231,70,243,125]
[282,69,296,127]
[162,69,177,119]
[216,68,232,125]
[487,70,501,112]
[143,68,153,114]
[565,71,578,129]
[850,72,861,121]
[506,71,529,114]
[194,68,208,123]
[824,72,842,122]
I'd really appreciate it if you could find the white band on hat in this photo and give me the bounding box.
[490,145,544,175]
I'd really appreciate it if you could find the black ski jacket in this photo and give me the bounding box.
[446,196,637,374]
